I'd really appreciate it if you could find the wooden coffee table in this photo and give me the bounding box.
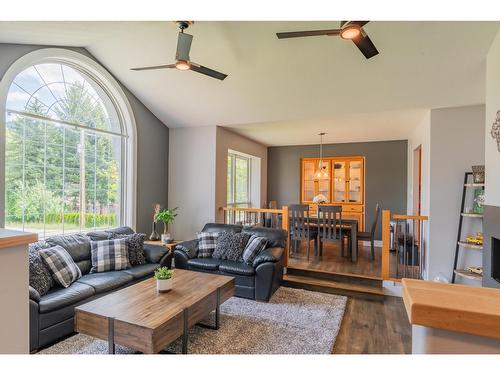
[75,269,235,354]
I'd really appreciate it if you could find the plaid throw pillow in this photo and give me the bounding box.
[39,245,82,288]
[197,232,219,258]
[90,238,130,273]
[242,235,268,264]
[110,233,147,266]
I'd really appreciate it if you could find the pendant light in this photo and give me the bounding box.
[314,132,329,180]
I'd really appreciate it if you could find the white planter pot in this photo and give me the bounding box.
[161,233,172,244]
[156,278,173,292]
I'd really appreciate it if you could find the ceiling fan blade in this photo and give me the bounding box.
[176,32,193,61]
[351,33,379,59]
[190,62,227,80]
[342,21,370,28]
[276,29,341,39]
[130,64,176,71]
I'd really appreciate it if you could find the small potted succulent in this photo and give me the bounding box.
[154,267,174,292]
[155,207,178,244]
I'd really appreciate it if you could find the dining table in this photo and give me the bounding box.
[306,215,359,262]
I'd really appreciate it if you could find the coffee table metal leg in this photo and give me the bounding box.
[196,288,221,330]
[108,317,115,354]
[182,308,188,354]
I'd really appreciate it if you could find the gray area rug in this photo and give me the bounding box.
[40,287,347,354]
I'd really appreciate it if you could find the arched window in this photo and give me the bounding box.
[1,49,136,238]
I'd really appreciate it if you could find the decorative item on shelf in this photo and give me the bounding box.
[491,110,500,152]
[473,189,485,214]
[471,165,485,183]
[313,132,329,180]
[467,266,483,276]
[154,267,174,292]
[433,273,450,283]
[155,207,179,244]
[313,194,328,204]
[149,204,161,241]
[466,232,483,246]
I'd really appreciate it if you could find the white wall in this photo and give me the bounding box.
[428,105,485,284]
[486,29,500,207]
[215,126,268,222]
[168,126,217,240]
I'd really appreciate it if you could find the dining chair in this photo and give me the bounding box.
[317,205,344,257]
[289,204,318,260]
[353,203,381,260]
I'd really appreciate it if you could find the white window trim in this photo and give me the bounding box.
[0,48,137,230]
[227,150,252,207]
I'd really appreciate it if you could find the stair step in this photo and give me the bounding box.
[286,267,383,288]
[283,274,385,301]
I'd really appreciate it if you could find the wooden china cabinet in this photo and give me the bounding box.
[300,156,365,230]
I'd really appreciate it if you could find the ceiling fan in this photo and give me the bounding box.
[276,21,379,59]
[131,21,228,81]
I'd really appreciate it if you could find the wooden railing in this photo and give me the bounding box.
[382,210,428,281]
[221,206,290,266]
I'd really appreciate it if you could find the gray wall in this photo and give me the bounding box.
[267,140,408,240]
[428,105,485,284]
[0,43,169,234]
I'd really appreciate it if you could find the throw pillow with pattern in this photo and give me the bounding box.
[213,232,250,261]
[39,245,82,288]
[197,232,219,258]
[29,241,54,295]
[110,233,147,266]
[90,238,130,273]
[242,235,268,264]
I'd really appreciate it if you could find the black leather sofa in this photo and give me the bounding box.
[174,223,286,302]
[29,226,172,352]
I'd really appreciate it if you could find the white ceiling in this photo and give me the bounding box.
[0,21,498,146]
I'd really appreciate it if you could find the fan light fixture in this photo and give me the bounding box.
[340,24,361,40]
[175,59,191,70]
[314,132,329,180]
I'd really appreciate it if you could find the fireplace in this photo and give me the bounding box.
[483,205,500,288]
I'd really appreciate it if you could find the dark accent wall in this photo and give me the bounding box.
[0,43,169,234]
[267,140,408,240]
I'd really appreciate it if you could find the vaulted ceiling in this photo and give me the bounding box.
[0,21,498,145]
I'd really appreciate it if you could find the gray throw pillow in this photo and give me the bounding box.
[213,232,250,261]
[90,238,130,273]
[111,233,147,266]
[242,235,268,264]
[197,232,219,258]
[29,241,54,296]
[39,245,82,288]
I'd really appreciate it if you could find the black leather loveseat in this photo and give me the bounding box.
[29,226,172,352]
[174,223,286,302]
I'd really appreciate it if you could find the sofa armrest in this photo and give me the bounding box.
[158,251,173,269]
[175,239,198,259]
[143,243,168,264]
[252,247,284,268]
[29,286,41,303]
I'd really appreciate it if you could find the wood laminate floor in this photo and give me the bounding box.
[333,296,412,354]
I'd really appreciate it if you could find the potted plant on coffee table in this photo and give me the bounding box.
[155,207,178,244]
[154,267,174,292]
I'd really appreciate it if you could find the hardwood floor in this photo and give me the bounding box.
[333,296,411,354]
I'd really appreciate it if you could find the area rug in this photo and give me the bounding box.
[39,287,347,354]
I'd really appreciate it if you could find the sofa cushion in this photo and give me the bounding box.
[45,233,91,263]
[90,238,130,273]
[242,226,287,248]
[76,271,133,293]
[187,258,222,271]
[39,282,95,313]
[197,232,219,258]
[242,235,268,264]
[201,223,242,234]
[106,226,135,236]
[123,263,159,280]
[39,245,82,288]
[213,232,250,261]
[29,242,54,296]
[219,260,256,276]
[111,233,147,266]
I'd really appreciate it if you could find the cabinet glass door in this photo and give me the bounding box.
[303,160,316,201]
[332,161,346,202]
[348,160,362,203]
[317,160,331,202]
